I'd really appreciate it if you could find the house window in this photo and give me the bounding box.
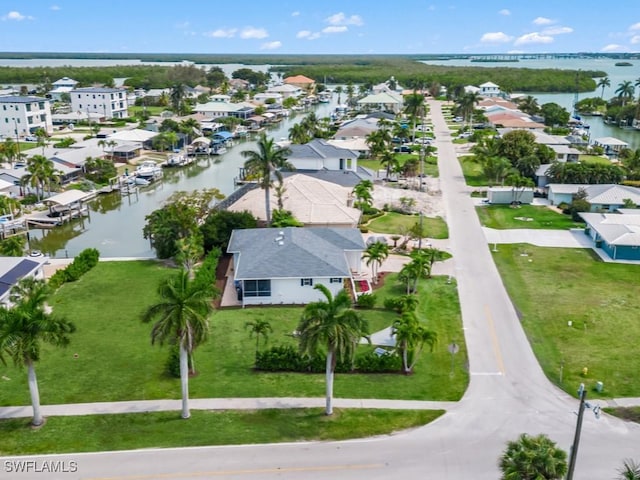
[301,278,313,286]
[244,279,271,297]
[330,278,343,283]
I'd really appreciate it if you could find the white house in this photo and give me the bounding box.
[194,101,255,119]
[48,77,78,101]
[70,87,129,119]
[266,84,302,99]
[227,227,365,306]
[287,139,359,172]
[0,95,53,139]
[479,82,502,97]
[357,92,404,114]
[0,256,48,306]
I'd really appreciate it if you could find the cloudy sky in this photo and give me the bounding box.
[0,0,638,55]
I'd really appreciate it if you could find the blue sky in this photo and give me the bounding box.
[0,1,638,55]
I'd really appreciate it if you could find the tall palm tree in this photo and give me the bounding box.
[456,91,481,127]
[141,269,214,419]
[170,84,186,113]
[245,319,272,362]
[0,278,75,426]
[362,241,389,284]
[392,311,437,374]
[334,85,343,104]
[499,433,567,480]
[597,76,611,99]
[241,133,293,227]
[22,154,55,200]
[615,80,635,106]
[180,118,201,146]
[352,179,374,211]
[297,285,369,415]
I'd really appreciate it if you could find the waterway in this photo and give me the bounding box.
[27,101,337,258]
[10,56,640,257]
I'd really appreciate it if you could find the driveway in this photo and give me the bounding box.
[482,227,594,248]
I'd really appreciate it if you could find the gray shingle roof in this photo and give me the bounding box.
[227,227,364,279]
[0,95,47,103]
[287,139,359,160]
[580,212,640,246]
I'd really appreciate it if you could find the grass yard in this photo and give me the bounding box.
[128,105,167,116]
[476,205,583,229]
[367,212,449,239]
[359,154,438,178]
[458,155,488,186]
[493,245,640,399]
[0,408,444,455]
[0,261,466,407]
[580,155,612,165]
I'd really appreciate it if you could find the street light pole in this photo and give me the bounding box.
[566,384,587,480]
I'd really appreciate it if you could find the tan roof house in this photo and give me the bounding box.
[284,75,316,91]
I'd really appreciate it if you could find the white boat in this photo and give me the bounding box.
[134,177,150,186]
[211,145,227,155]
[166,154,185,167]
[135,160,163,179]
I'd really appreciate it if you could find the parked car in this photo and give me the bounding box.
[394,145,412,153]
[24,136,37,142]
[458,132,473,139]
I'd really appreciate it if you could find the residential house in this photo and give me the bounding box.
[227,227,365,306]
[0,256,48,306]
[356,92,404,114]
[227,174,361,227]
[580,209,640,260]
[286,139,359,172]
[229,78,250,91]
[592,137,628,158]
[194,101,255,120]
[283,75,315,92]
[266,84,303,99]
[479,82,502,97]
[48,77,78,101]
[547,184,640,212]
[334,117,380,140]
[107,128,158,149]
[485,111,545,130]
[0,95,53,139]
[70,87,128,119]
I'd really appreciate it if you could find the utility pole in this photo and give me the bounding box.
[566,384,587,480]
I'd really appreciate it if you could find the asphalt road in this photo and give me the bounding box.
[3,101,640,480]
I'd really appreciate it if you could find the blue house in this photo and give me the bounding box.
[579,210,640,260]
[547,184,640,212]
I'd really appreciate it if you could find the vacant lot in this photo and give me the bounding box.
[367,212,449,239]
[476,205,583,230]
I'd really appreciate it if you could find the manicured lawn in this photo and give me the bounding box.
[493,245,640,399]
[0,408,444,455]
[580,155,612,165]
[458,155,488,186]
[359,155,438,178]
[0,261,466,406]
[476,205,583,229]
[367,212,449,239]
[128,106,167,116]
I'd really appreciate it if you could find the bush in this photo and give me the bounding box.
[48,248,100,290]
[355,350,402,373]
[356,293,377,308]
[359,226,369,233]
[166,343,193,378]
[190,248,221,297]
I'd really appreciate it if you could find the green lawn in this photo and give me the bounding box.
[0,261,466,407]
[493,245,640,399]
[359,155,438,178]
[476,205,583,229]
[0,408,444,455]
[128,106,167,116]
[458,155,488,186]
[367,212,449,239]
[580,155,612,165]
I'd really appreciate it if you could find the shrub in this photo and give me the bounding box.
[166,344,193,378]
[48,248,100,290]
[355,350,402,373]
[190,248,221,297]
[359,226,369,233]
[356,293,377,308]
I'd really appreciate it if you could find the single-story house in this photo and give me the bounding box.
[107,128,158,149]
[334,117,380,139]
[592,137,628,157]
[283,75,315,91]
[548,144,581,163]
[0,256,48,306]
[266,84,302,99]
[580,209,640,260]
[286,139,359,172]
[356,92,404,114]
[535,164,552,188]
[227,174,361,227]
[547,184,640,211]
[227,227,365,306]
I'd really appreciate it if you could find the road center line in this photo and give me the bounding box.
[484,304,506,375]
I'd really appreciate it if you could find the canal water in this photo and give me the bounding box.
[28,100,338,258]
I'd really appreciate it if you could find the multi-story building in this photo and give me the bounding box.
[70,87,128,119]
[0,95,53,139]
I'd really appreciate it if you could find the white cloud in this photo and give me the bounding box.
[514,32,554,45]
[507,49,525,54]
[50,5,60,10]
[532,16,554,25]
[498,9,510,16]
[631,35,640,44]
[260,41,282,50]
[175,21,190,29]
[480,31,513,43]
[325,12,363,26]
[2,11,34,21]
[297,30,311,39]
[240,27,268,39]
[291,11,300,17]
[601,43,624,52]
[629,22,640,31]
[323,25,348,34]
[204,28,237,38]
[541,26,573,35]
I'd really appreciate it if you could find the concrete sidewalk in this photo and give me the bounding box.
[0,397,458,419]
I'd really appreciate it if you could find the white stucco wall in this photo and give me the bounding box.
[242,277,344,306]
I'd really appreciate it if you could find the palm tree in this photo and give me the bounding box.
[352,179,374,211]
[141,269,214,419]
[334,85,343,104]
[597,76,611,99]
[615,80,635,106]
[170,84,186,113]
[245,319,272,362]
[617,458,640,479]
[179,118,201,146]
[288,123,310,144]
[362,241,389,284]
[499,433,567,480]
[392,311,437,374]
[22,154,55,200]
[516,95,540,115]
[0,278,75,426]
[241,133,293,227]
[297,285,369,415]
[456,91,480,127]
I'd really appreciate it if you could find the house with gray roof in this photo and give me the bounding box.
[356,92,404,114]
[0,256,48,306]
[227,227,365,306]
[287,139,360,172]
[580,209,640,260]
[334,117,380,139]
[547,184,640,212]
